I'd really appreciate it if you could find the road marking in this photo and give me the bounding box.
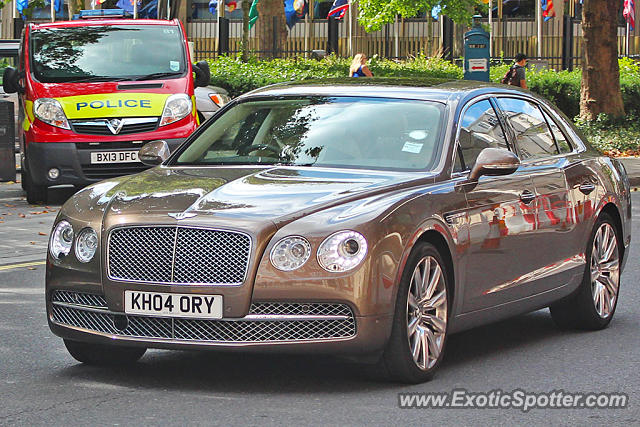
[0,260,45,271]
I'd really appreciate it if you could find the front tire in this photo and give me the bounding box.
[550,214,621,330]
[23,166,47,205]
[64,339,146,366]
[381,242,449,383]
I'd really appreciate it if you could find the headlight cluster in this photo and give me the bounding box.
[160,93,192,126]
[34,98,70,130]
[270,230,367,273]
[50,221,98,263]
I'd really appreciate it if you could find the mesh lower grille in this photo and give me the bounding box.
[50,291,356,343]
[107,226,251,285]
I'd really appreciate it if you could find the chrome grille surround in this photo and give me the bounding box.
[107,226,252,286]
[49,291,357,343]
[70,117,158,136]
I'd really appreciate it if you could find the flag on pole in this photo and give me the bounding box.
[209,0,239,14]
[624,0,635,31]
[327,0,349,19]
[431,4,441,20]
[16,0,28,14]
[541,0,555,21]
[248,0,259,29]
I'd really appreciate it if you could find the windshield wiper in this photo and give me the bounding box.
[67,75,135,83]
[134,72,183,81]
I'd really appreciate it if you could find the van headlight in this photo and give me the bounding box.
[34,98,71,130]
[160,94,192,126]
[270,236,311,271]
[50,220,74,260]
[75,227,98,263]
[317,231,368,272]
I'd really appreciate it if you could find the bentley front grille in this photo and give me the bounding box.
[50,291,357,343]
[107,226,252,285]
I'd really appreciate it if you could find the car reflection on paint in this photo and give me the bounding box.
[45,79,631,383]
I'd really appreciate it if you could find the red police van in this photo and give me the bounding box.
[2,10,210,203]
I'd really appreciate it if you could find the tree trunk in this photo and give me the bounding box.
[242,0,252,62]
[580,0,625,120]
[256,0,288,58]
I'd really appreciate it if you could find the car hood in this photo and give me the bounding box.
[101,165,430,230]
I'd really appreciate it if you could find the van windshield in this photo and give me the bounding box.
[30,25,186,83]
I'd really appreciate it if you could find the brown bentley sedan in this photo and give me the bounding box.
[46,79,631,383]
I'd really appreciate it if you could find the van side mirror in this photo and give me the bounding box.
[468,147,520,181]
[2,67,24,94]
[193,60,210,88]
[139,140,170,166]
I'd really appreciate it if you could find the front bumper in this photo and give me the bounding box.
[47,290,392,354]
[25,139,185,187]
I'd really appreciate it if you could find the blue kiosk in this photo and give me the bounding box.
[463,16,490,82]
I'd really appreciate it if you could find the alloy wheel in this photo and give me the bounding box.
[590,223,620,319]
[406,255,448,370]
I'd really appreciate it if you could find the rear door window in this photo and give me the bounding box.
[496,97,559,160]
[455,99,510,172]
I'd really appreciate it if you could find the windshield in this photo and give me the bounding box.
[30,25,186,83]
[173,97,445,171]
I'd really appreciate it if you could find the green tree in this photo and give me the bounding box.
[357,0,483,32]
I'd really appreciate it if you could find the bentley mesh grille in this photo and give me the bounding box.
[107,226,251,285]
[50,291,356,342]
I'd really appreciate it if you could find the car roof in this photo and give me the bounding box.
[242,78,531,103]
[31,19,179,30]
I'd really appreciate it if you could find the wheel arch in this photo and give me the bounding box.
[599,202,625,259]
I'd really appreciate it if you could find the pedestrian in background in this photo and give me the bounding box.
[501,52,527,89]
[349,53,373,77]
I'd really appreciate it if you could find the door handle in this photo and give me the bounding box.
[579,182,595,195]
[520,190,536,205]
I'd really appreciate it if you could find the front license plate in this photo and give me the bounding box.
[90,150,139,164]
[124,291,223,319]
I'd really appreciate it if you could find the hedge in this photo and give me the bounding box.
[208,55,640,121]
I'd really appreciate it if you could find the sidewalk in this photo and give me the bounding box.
[619,157,640,187]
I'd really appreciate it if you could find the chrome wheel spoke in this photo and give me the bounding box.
[599,274,618,297]
[408,316,419,337]
[599,259,619,274]
[408,293,419,311]
[424,264,441,302]
[424,290,446,311]
[424,328,440,363]
[411,329,422,361]
[423,313,446,334]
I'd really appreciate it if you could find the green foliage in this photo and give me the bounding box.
[357,0,485,32]
[207,54,462,98]
[575,114,640,154]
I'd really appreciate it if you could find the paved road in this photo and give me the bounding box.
[0,183,639,425]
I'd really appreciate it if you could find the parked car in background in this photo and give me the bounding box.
[194,86,230,122]
[46,79,631,383]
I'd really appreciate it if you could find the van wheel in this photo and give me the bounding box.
[64,339,146,365]
[550,214,621,330]
[23,168,47,204]
[380,242,450,383]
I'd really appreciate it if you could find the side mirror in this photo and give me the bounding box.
[2,67,23,94]
[193,60,210,88]
[139,140,170,166]
[468,147,520,181]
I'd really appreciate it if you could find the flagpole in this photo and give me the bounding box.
[488,0,493,57]
[627,22,631,57]
[394,14,399,58]
[51,0,55,22]
[536,0,542,59]
[348,0,353,57]
[13,0,16,19]
[134,0,138,19]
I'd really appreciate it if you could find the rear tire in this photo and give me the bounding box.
[64,339,146,366]
[23,167,47,205]
[380,242,450,383]
[550,214,621,330]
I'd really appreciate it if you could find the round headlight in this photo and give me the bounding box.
[75,227,98,263]
[50,220,74,260]
[270,236,312,271]
[317,231,368,272]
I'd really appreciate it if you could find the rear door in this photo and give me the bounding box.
[494,96,575,293]
[455,98,538,313]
